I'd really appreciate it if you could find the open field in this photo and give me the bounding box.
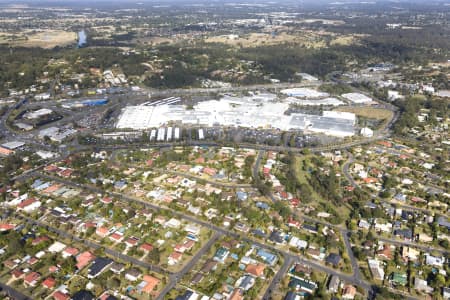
[334,106,394,120]
[0,29,77,48]
[204,31,360,48]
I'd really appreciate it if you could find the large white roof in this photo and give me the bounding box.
[116,93,355,137]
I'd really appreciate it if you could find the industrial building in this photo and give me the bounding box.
[23,108,53,120]
[286,97,344,106]
[174,127,180,140]
[116,93,356,137]
[341,93,373,104]
[281,88,329,98]
[62,98,108,109]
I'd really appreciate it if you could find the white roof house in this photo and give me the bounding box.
[48,241,67,253]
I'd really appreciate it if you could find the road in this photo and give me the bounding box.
[156,231,222,300]
[262,255,293,300]
[0,282,31,300]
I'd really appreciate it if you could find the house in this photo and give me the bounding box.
[125,268,142,281]
[174,240,195,253]
[48,241,67,253]
[165,218,181,229]
[291,263,312,277]
[109,232,124,243]
[302,224,318,234]
[201,259,217,274]
[425,254,445,268]
[52,291,70,300]
[213,247,229,263]
[402,247,420,262]
[110,262,125,274]
[175,290,199,300]
[168,252,182,265]
[377,244,393,260]
[11,269,24,280]
[368,259,385,280]
[414,278,433,293]
[203,167,217,176]
[307,247,325,261]
[48,266,59,273]
[42,277,56,289]
[72,290,94,300]
[289,237,308,249]
[437,217,450,230]
[390,272,407,286]
[138,275,160,294]
[28,257,39,265]
[288,217,301,229]
[284,291,297,300]
[0,223,16,232]
[125,236,139,247]
[256,249,278,266]
[328,275,340,293]
[256,202,269,210]
[235,222,250,233]
[326,253,341,267]
[191,272,204,285]
[87,257,112,278]
[62,247,79,258]
[236,191,248,201]
[288,277,317,294]
[374,221,392,233]
[269,230,284,244]
[358,219,371,230]
[76,251,95,270]
[236,275,255,291]
[394,228,413,240]
[96,226,110,238]
[17,198,41,212]
[101,197,113,204]
[342,285,356,299]
[229,288,244,300]
[418,233,433,243]
[245,263,265,278]
[32,236,50,246]
[184,224,201,236]
[24,272,40,286]
[114,180,127,191]
[140,243,154,253]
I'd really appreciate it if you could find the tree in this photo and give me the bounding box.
[7,231,24,255]
[148,247,160,264]
[60,256,76,274]
[107,277,121,289]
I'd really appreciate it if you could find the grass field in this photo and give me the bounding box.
[204,31,360,49]
[0,30,77,48]
[334,106,394,120]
